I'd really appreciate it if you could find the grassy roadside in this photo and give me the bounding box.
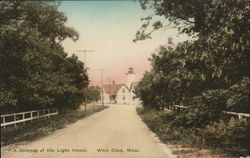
[136,107,203,146]
[136,107,237,158]
[1,105,108,147]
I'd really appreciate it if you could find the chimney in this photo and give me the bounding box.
[113,80,115,85]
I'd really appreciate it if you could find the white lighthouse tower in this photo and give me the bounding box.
[126,67,136,87]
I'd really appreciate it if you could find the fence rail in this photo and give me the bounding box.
[1,108,58,130]
[222,111,250,120]
[164,105,250,120]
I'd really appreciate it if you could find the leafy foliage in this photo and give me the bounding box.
[137,107,250,156]
[225,77,250,113]
[135,0,249,112]
[87,86,101,102]
[135,0,250,40]
[0,1,88,113]
[201,119,250,156]
[135,0,249,155]
[174,89,227,128]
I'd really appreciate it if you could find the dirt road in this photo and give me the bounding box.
[1,104,174,158]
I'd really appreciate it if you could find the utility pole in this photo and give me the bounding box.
[98,68,106,107]
[108,78,111,104]
[76,50,94,111]
[76,50,94,69]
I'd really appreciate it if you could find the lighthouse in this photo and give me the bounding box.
[102,67,140,105]
[126,67,136,87]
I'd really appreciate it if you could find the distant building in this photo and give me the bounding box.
[102,67,140,105]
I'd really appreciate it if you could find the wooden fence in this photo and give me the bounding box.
[164,105,250,121]
[1,108,58,130]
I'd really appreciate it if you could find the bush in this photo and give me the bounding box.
[172,89,227,128]
[226,77,250,113]
[137,107,203,147]
[137,107,250,157]
[201,119,250,156]
[172,77,249,129]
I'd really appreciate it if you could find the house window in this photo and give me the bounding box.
[123,89,125,93]
[123,95,125,100]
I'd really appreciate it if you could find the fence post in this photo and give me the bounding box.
[3,116,6,130]
[238,114,242,120]
[14,114,17,128]
[48,109,50,118]
[23,113,25,125]
[31,111,33,122]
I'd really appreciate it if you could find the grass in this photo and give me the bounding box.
[1,105,108,147]
[136,107,203,146]
[136,107,243,157]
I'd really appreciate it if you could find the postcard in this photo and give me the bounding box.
[1,1,249,158]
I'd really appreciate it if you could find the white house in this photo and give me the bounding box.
[102,67,140,105]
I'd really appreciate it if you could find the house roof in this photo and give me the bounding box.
[103,81,140,95]
[131,81,139,87]
[128,81,140,91]
[103,84,123,95]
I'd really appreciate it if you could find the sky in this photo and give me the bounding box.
[59,1,191,86]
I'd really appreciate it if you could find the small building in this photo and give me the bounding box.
[102,67,140,105]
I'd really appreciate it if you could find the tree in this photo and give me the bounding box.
[135,0,249,111]
[134,1,250,154]
[134,71,156,109]
[87,86,101,102]
[0,1,87,113]
[136,0,249,38]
